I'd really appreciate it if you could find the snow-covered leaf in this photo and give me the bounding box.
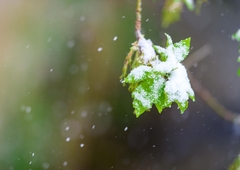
[126,70,165,117]
[121,33,194,117]
[173,37,191,61]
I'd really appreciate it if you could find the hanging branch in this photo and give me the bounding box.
[188,72,238,122]
[184,45,240,125]
[135,0,142,39]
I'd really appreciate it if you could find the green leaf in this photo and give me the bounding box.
[153,45,168,61]
[177,101,188,114]
[184,0,194,11]
[228,155,240,170]
[130,71,165,117]
[154,34,191,62]
[165,33,173,47]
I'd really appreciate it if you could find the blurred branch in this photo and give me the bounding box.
[183,44,212,69]
[184,45,240,125]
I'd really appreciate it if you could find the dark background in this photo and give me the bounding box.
[0,0,240,169]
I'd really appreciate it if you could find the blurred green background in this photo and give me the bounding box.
[1,0,240,170]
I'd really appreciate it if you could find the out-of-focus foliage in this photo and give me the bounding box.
[232,29,240,42]
[228,156,240,170]
[195,0,208,14]
[162,0,207,27]
[0,0,125,169]
[232,29,240,76]
[162,0,183,28]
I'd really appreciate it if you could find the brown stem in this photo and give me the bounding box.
[135,0,142,39]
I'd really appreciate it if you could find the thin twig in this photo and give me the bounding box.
[135,0,142,39]
[188,72,238,122]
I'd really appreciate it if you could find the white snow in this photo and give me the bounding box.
[153,47,178,73]
[113,36,118,41]
[81,111,88,117]
[97,47,103,52]
[80,16,85,21]
[25,106,32,113]
[63,161,68,166]
[133,89,151,108]
[80,143,84,147]
[67,40,75,48]
[172,45,188,62]
[42,162,50,169]
[65,126,70,131]
[151,77,165,100]
[127,65,152,81]
[164,64,194,103]
[137,34,156,64]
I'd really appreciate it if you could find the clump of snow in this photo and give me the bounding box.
[113,36,118,41]
[137,34,156,64]
[151,76,165,100]
[164,64,194,104]
[153,47,178,73]
[97,47,103,52]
